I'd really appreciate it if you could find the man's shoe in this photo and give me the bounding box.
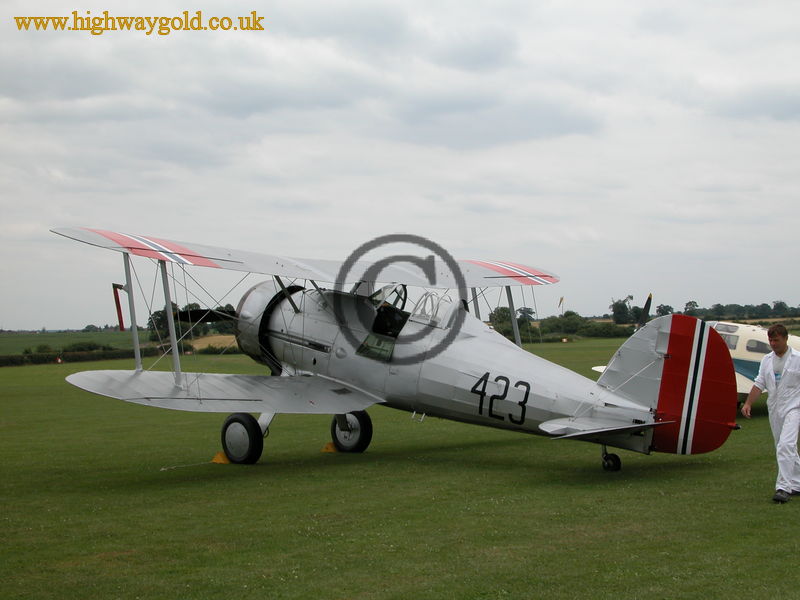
[773,489,791,503]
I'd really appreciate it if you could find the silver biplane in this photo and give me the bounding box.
[53,228,739,471]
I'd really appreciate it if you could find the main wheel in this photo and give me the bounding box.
[330,411,373,453]
[221,413,264,464]
[602,453,621,472]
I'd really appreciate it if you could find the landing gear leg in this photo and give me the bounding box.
[258,412,275,436]
[601,445,621,472]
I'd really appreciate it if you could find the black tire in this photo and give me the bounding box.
[221,413,263,464]
[330,411,373,453]
[602,453,622,472]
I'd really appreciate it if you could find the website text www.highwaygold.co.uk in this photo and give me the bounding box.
[14,10,265,36]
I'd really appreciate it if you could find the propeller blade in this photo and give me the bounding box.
[637,293,653,328]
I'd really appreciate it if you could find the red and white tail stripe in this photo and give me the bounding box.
[653,315,737,455]
[677,319,709,454]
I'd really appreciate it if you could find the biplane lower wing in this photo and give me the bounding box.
[66,370,384,414]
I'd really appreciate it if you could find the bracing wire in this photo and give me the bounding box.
[171,268,253,315]
[165,269,255,370]
[480,288,496,322]
[129,258,168,371]
[122,256,264,379]
[520,285,532,345]
[180,264,194,348]
[530,284,543,343]
[169,262,183,351]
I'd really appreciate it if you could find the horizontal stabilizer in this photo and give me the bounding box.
[539,417,671,440]
[66,370,383,414]
[734,372,754,395]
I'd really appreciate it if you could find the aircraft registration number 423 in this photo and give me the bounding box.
[470,372,530,425]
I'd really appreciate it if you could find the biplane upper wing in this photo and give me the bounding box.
[66,370,383,414]
[51,227,558,289]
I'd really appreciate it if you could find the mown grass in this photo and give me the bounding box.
[1,341,797,600]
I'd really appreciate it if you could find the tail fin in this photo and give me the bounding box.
[597,314,737,455]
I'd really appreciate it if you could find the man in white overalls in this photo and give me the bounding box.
[741,324,800,503]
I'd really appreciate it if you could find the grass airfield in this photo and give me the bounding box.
[2,341,799,599]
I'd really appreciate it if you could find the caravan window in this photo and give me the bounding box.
[718,333,738,350]
[746,339,770,354]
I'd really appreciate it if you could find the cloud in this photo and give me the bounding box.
[635,8,687,36]
[426,26,520,72]
[1,1,800,328]
[716,85,800,121]
[0,52,127,102]
[274,0,413,52]
[392,98,598,148]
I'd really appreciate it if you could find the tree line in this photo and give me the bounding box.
[78,303,237,341]
[489,306,634,343]
[608,297,800,324]
[488,297,800,345]
[147,303,236,342]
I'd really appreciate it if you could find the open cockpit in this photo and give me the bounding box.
[355,285,466,361]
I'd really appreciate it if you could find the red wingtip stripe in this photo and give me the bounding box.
[87,229,220,269]
[466,259,557,285]
[146,235,220,269]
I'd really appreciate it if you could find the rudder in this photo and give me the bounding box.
[651,315,737,454]
[596,314,737,455]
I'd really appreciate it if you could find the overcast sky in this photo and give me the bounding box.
[2,1,799,330]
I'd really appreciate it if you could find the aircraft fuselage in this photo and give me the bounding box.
[261,288,652,444]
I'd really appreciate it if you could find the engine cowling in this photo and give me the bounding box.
[235,280,304,375]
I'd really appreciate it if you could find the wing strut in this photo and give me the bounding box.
[471,288,481,320]
[309,280,329,308]
[274,275,300,314]
[159,260,182,384]
[505,285,522,347]
[122,253,143,371]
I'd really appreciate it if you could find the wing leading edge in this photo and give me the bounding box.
[52,227,559,289]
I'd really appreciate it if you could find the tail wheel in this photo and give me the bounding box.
[221,413,264,464]
[602,452,621,472]
[330,411,373,453]
[601,445,622,471]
